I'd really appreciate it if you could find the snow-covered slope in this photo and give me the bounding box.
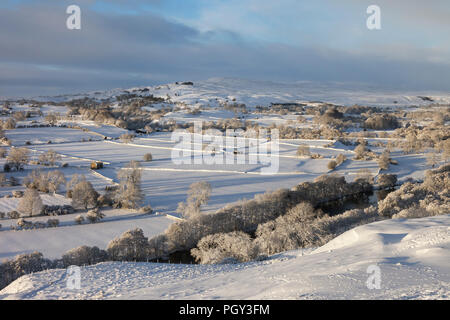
[1,215,449,300]
[31,78,450,108]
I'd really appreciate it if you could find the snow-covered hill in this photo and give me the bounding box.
[31,78,450,108]
[1,215,448,300]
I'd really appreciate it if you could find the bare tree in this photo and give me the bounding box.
[177,181,212,219]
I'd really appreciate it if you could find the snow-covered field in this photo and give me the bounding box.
[1,215,448,300]
[0,212,172,261]
[0,78,448,300]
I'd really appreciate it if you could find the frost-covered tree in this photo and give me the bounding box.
[296,144,311,157]
[176,181,212,219]
[17,188,43,217]
[0,252,53,291]
[24,170,66,193]
[107,228,149,261]
[379,164,449,217]
[115,161,144,209]
[377,150,391,171]
[147,234,169,260]
[191,231,258,264]
[38,149,61,166]
[6,147,30,171]
[62,245,108,267]
[354,142,367,160]
[71,177,99,210]
[47,170,66,193]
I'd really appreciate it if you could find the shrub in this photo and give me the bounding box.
[46,218,60,228]
[97,194,113,207]
[392,207,434,219]
[119,133,135,143]
[327,160,337,170]
[377,174,397,189]
[377,150,391,171]
[8,211,20,219]
[107,228,149,261]
[17,218,33,229]
[86,208,105,223]
[354,143,367,160]
[62,246,108,267]
[296,144,311,157]
[139,205,153,214]
[143,153,153,162]
[74,215,85,225]
[336,154,346,166]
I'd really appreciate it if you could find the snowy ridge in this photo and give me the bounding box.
[29,78,450,108]
[1,215,449,300]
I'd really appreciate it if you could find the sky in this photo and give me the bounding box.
[0,0,449,97]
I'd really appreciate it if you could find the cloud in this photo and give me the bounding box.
[0,1,449,97]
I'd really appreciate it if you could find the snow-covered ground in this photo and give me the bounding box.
[1,215,448,300]
[0,212,172,261]
[1,78,448,300]
[31,78,450,108]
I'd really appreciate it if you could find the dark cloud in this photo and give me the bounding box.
[0,3,449,97]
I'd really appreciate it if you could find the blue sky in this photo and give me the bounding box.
[1,0,449,96]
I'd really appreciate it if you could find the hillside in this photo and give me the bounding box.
[1,214,448,300]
